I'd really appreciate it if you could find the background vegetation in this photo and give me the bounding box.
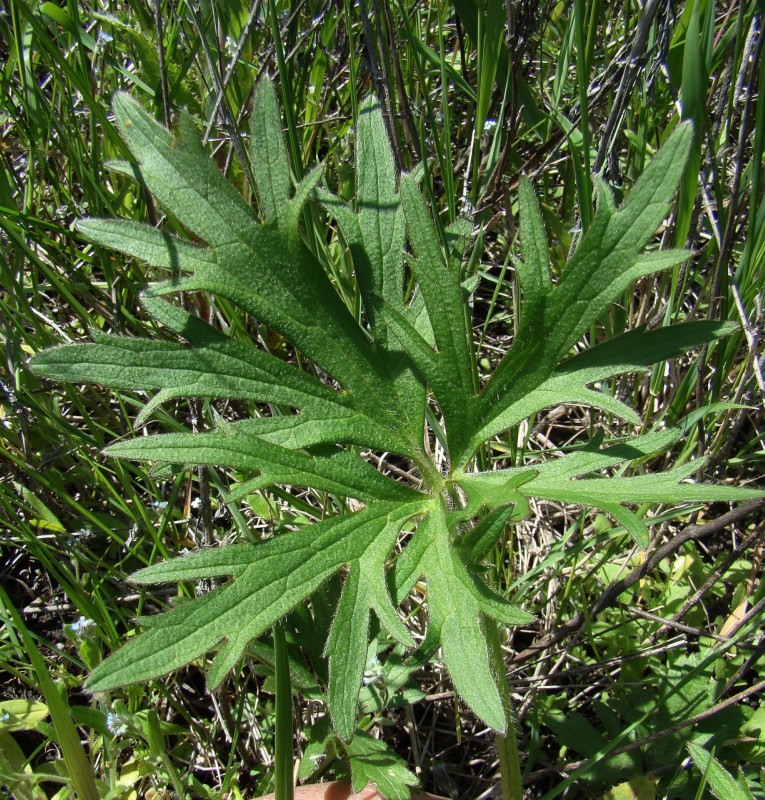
[1,0,764,798]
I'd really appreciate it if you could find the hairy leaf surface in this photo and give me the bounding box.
[32,80,761,759]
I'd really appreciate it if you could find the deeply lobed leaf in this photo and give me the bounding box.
[467,124,695,466]
[457,430,762,548]
[87,501,426,693]
[32,80,762,756]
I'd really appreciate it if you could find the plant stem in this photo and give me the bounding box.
[485,618,523,800]
[273,623,294,800]
[496,727,523,800]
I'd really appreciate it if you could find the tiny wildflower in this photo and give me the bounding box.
[106,712,128,737]
[483,118,497,133]
[150,499,168,512]
[69,616,95,637]
[362,655,384,686]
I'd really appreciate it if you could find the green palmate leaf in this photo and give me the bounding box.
[316,97,424,439]
[467,319,738,450]
[399,174,476,453]
[466,124,695,466]
[326,513,415,741]
[370,294,440,380]
[32,76,762,763]
[318,97,405,329]
[87,501,426,692]
[29,293,410,451]
[77,218,213,273]
[397,506,534,732]
[457,494,532,565]
[30,325,347,418]
[354,97,406,321]
[250,78,292,229]
[457,430,763,548]
[226,413,405,453]
[516,175,552,303]
[95,91,408,432]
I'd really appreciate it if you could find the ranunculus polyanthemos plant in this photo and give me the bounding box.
[31,80,761,746]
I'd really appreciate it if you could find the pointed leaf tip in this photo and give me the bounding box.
[112,90,145,128]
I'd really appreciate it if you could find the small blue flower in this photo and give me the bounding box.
[69,616,95,637]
